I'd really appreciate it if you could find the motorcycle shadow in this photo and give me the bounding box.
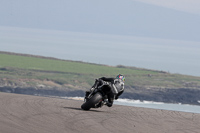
[63,106,104,112]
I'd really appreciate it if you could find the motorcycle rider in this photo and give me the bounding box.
[85,74,125,107]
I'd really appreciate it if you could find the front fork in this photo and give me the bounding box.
[84,88,95,102]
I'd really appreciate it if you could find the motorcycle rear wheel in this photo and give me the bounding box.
[81,92,102,110]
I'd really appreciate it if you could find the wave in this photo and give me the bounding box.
[62,96,165,104]
[62,96,200,113]
[115,98,165,105]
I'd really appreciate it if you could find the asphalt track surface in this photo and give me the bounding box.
[0,93,200,133]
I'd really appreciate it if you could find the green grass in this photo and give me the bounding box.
[1,52,200,89]
[0,53,158,76]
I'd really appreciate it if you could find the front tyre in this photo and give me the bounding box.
[81,92,102,110]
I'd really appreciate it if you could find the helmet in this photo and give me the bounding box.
[116,74,125,82]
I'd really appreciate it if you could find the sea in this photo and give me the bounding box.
[114,99,200,114]
[65,97,200,114]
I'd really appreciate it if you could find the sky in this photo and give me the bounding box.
[133,0,200,15]
[0,0,200,41]
[0,0,200,76]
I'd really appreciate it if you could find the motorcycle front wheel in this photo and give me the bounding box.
[81,92,103,110]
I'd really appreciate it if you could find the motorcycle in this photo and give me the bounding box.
[81,79,115,110]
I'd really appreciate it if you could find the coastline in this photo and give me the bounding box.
[64,96,200,114]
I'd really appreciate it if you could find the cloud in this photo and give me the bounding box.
[132,0,200,15]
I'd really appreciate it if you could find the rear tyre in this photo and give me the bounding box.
[81,92,102,110]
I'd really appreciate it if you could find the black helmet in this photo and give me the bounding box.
[116,74,125,82]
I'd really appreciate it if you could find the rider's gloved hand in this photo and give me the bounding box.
[98,78,104,83]
[95,78,102,82]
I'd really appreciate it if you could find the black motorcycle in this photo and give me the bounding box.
[81,79,116,110]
